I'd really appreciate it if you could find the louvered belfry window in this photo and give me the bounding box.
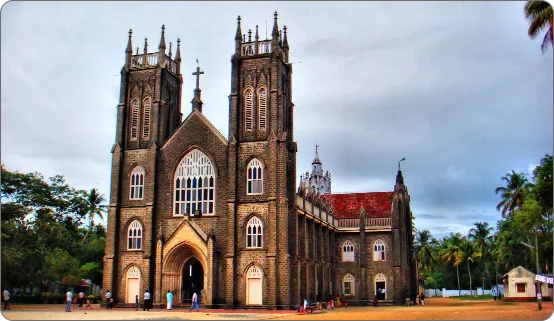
[130,99,139,139]
[258,88,267,131]
[245,89,253,131]
[142,97,151,139]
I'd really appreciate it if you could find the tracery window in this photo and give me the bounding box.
[373,239,386,261]
[342,274,355,295]
[244,88,253,131]
[247,158,263,195]
[127,220,143,250]
[258,88,267,131]
[130,99,139,139]
[130,166,145,200]
[174,149,215,216]
[246,216,263,248]
[342,240,355,262]
[142,97,151,139]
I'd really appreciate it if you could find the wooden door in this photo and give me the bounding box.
[247,278,262,305]
[127,278,139,303]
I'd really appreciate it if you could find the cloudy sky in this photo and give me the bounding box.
[2,1,552,239]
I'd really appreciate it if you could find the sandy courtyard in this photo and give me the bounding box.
[2,298,553,320]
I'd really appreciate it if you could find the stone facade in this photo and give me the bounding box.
[103,13,416,309]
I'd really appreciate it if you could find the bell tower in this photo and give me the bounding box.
[226,12,298,307]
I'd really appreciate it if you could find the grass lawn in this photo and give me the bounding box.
[457,294,495,300]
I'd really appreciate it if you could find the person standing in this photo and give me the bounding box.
[189,291,199,312]
[420,292,425,306]
[166,290,173,310]
[492,289,497,301]
[105,290,112,309]
[3,288,10,311]
[143,290,151,311]
[78,291,85,308]
[134,295,139,311]
[65,289,73,312]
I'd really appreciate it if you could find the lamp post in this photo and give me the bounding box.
[521,232,542,311]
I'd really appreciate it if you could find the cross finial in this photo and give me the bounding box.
[192,59,204,90]
[316,144,319,154]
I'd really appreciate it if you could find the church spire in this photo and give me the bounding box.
[157,25,167,67]
[158,24,166,50]
[175,38,181,74]
[312,144,321,164]
[396,157,406,185]
[283,25,289,49]
[235,16,242,41]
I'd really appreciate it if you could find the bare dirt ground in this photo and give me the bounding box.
[2,298,553,320]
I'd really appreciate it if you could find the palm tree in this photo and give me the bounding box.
[524,1,553,53]
[469,222,493,288]
[456,238,482,296]
[81,188,107,245]
[495,170,529,218]
[439,233,463,296]
[414,230,435,274]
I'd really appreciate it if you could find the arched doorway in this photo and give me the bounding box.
[181,257,204,304]
[126,266,141,303]
[375,273,387,300]
[246,266,263,305]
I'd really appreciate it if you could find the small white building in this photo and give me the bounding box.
[503,266,552,301]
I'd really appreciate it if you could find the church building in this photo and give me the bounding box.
[102,12,417,309]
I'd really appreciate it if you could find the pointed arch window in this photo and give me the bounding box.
[246,216,263,248]
[174,149,216,216]
[142,97,151,139]
[247,158,263,195]
[130,166,145,200]
[244,88,253,131]
[130,99,139,140]
[258,87,267,131]
[342,240,355,262]
[127,220,143,250]
[342,273,355,295]
[373,239,386,261]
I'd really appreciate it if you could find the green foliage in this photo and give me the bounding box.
[1,165,107,292]
[524,1,553,53]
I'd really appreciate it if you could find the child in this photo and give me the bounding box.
[85,299,92,309]
[135,295,139,311]
[109,298,114,309]
[72,297,77,308]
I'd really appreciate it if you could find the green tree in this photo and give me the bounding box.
[43,248,82,288]
[469,222,493,288]
[439,233,464,296]
[456,238,482,296]
[524,1,553,53]
[414,230,435,274]
[495,170,529,218]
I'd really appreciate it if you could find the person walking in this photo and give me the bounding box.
[105,290,112,309]
[3,288,10,311]
[492,289,497,301]
[65,289,73,312]
[78,291,85,308]
[420,292,425,306]
[166,290,173,310]
[189,291,199,312]
[134,295,139,311]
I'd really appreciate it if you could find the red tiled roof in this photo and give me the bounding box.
[323,192,394,219]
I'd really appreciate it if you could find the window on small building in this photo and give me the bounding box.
[343,274,355,295]
[130,166,145,199]
[247,158,263,195]
[373,239,386,261]
[127,220,143,250]
[342,240,355,262]
[246,216,263,248]
[516,283,526,293]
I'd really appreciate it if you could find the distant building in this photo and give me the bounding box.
[502,266,552,301]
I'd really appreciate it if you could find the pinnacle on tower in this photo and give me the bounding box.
[283,25,289,49]
[158,25,166,50]
[272,11,279,37]
[313,144,321,164]
[168,42,172,58]
[175,38,181,74]
[125,29,133,53]
[255,25,259,41]
[235,16,242,41]
[143,38,148,55]
[248,29,252,42]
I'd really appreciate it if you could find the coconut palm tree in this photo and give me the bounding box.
[414,230,435,274]
[469,222,493,288]
[456,238,482,296]
[439,233,464,296]
[81,188,107,245]
[524,1,553,53]
[495,170,529,218]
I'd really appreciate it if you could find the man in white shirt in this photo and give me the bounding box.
[143,290,151,311]
[105,290,112,309]
[65,289,73,312]
[3,288,10,311]
[189,291,200,312]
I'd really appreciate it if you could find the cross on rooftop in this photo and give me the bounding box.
[192,60,204,90]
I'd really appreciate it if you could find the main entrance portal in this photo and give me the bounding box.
[182,257,204,304]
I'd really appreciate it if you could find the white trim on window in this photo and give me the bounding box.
[127,220,143,250]
[247,159,263,195]
[245,88,253,131]
[130,99,139,140]
[342,240,355,262]
[142,97,151,139]
[258,87,267,131]
[130,166,145,200]
[373,239,386,261]
[246,216,263,248]
[342,273,355,295]
[174,149,216,216]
